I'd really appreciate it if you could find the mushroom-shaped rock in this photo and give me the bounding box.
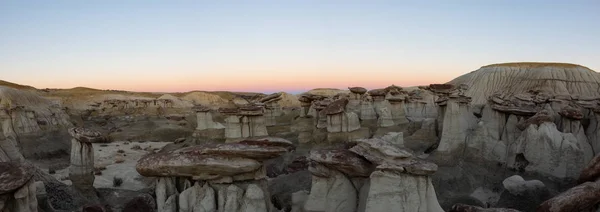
[238,104,264,116]
[578,154,600,183]
[136,151,262,178]
[558,105,584,120]
[349,138,413,165]
[537,181,600,212]
[516,110,554,130]
[192,105,211,112]
[348,87,367,94]
[322,98,348,115]
[309,149,374,177]
[68,127,106,143]
[367,89,387,97]
[0,162,34,195]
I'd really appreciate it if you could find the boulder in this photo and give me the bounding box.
[558,105,583,120]
[578,154,600,184]
[0,161,34,195]
[537,181,600,212]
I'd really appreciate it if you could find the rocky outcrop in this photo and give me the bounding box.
[323,98,360,133]
[369,89,395,127]
[193,105,224,131]
[220,105,269,141]
[434,85,476,161]
[351,138,443,212]
[0,161,38,212]
[448,63,600,105]
[303,138,443,212]
[578,154,600,183]
[304,149,373,212]
[360,95,377,121]
[0,86,72,159]
[536,181,600,212]
[497,175,549,212]
[347,87,366,116]
[68,127,106,203]
[313,98,332,130]
[259,93,284,126]
[136,137,293,212]
[508,122,586,179]
[0,133,23,162]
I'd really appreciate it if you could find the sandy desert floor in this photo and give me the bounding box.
[40,141,171,191]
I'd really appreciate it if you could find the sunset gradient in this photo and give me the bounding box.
[1,0,599,93]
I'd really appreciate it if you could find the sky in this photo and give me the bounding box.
[1,0,599,94]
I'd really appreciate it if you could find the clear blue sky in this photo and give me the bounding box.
[1,0,599,93]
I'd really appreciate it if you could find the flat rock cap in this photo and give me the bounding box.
[323,98,348,115]
[348,87,367,94]
[0,161,34,195]
[192,105,210,112]
[367,89,387,96]
[68,127,106,143]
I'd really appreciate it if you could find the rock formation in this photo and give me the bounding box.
[0,86,72,158]
[347,87,367,116]
[192,104,225,140]
[0,161,38,212]
[358,95,377,121]
[219,105,268,141]
[304,137,444,212]
[537,181,600,212]
[350,138,444,212]
[368,89,395,127]
[448,63,600,105]
[259,93,284,126]
[0,127,23,162]
[241,104,269,136]
[323,98,360,133]
[419,63,600,181]
[431,84,477,161]
[68,127,106,202]
[304,149,373,212]
[136,137,293,212]
[193,105,224,131]
[313,98,332,130]
[578,154,600,184]
[497,175,548,211]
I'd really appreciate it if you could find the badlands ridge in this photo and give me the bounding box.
[1,62,600,212]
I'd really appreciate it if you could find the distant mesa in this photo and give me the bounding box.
[448,62,600,104]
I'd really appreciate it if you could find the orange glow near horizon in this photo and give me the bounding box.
[10,68,456,93]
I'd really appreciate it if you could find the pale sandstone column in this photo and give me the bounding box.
[68,127,106,202]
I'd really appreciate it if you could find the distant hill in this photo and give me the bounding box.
[0,80,37,90]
